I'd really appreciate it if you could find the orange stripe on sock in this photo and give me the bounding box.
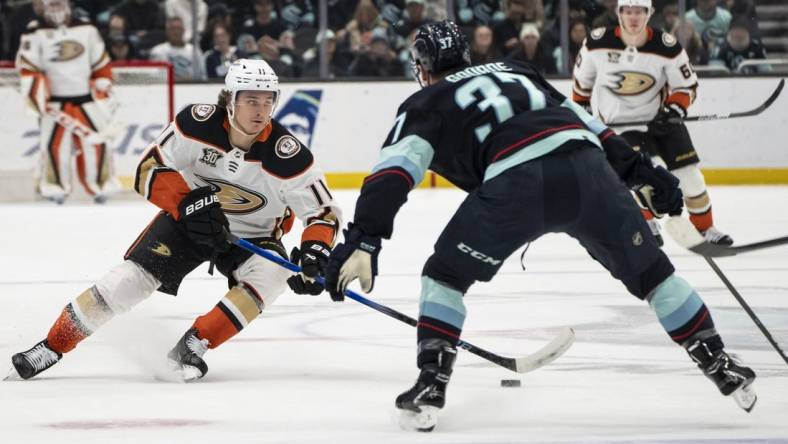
[193,305,240,349]
[689,208,714,232]
[47,304,88,354]
[641,208,655,220]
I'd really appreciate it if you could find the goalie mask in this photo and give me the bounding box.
[223,59,280,136]
[43,0,71,26]
[410,20,471,87]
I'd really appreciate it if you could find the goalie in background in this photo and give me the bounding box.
[325,20,756,432]
[15,0,119,204]
[10,59,341,382]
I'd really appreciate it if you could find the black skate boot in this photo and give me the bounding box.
[167,328,209,382]
[701,226,734,246]
[10,340,62,380]
[687,339,756,412]
[395,339,457,432]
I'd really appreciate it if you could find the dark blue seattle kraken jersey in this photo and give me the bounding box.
[355,60,612,238]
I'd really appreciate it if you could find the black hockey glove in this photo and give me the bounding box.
[177,187,230,253]
[648,104,686,135]
[324,223,381,302]
[629,157,684,217]
[287,241,331,296]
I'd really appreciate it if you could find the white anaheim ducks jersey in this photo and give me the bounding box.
[135,104,341,242]
[16,18,110,97]
[572,26,698,125]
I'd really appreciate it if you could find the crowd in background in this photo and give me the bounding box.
[0,0,778,80]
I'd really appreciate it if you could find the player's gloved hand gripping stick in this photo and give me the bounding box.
[227,233,574,374]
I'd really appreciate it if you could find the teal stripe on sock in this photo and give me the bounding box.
[419,276,466,330]
[649,275,704,331]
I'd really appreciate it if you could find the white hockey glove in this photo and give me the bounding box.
[324,223,381,302]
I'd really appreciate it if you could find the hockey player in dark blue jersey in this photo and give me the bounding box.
[324,20,756,431]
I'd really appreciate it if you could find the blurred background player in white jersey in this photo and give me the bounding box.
[15,0,119,204]
[10,59,340,382]
[572,0,733,246]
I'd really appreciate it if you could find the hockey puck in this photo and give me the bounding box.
[500,379,521,387]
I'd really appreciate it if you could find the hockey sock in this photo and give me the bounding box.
[647,275,720,347]
[193,284,263,349]
[47,286,114,354]
[641,207,655,221]
[416,276,466,359]
[686,194,714,232]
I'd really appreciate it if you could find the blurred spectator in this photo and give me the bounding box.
[72,0,114,24]
[711,16,770,74]
[592,0,618,29]
[673,20,708,65]
[150,16,205,81]
[200,3,233,51]
[302,29,353,78]
[507,23,556,74]
[107,34,139,61]
[340,0,388,55]
[394,0,431,40]
[251,34,296,77]
[349,27,403,77]
[553,20,587,72]
[204,23,242,79]
[328,0,361,30]
[423,0,447,21]
[237,33,259,56]
[493,0,545,56]
[726,0,760,38]
[373,0,404,26]
[685,0,731,55]
[470,25,501,64]
[279,0,315,31]
[107,14,127,39]
[166,0,207,43]
[241,0,286,41]
[7,0,44,61]
[651,1,679,33]
[456,0,505,27]
[111,0,166,53]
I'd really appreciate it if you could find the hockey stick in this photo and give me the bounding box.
[704,257,788,366]
[609,78,784,127]
[229,234,575,374]
[665,216,788,257]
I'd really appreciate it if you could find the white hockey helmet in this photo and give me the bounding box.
[617,0,653,13]
[224,59,280,112]
[43,0,71,26]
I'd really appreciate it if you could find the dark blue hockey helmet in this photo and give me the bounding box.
[410,20,471,78]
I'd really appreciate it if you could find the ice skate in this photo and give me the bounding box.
[395,339,456,432]
[701,226,734,246]
[9,340,62,380]
[167,328,209,382]
[687,340,756,412]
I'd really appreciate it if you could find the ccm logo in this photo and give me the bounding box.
[457,242,501,265]
[184,194,219,215]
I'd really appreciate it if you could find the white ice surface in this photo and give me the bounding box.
[1,187,787,443]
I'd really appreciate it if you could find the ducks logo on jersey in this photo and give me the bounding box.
[51,40,84,62]
[607,71,656,96]
[197,175,267,214]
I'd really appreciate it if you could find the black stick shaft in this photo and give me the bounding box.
[705,257,788,365]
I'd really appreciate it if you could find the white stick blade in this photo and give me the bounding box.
[514,327,575,373]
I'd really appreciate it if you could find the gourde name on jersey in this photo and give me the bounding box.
[16,19,109,97]
[136,104,339,240]
[573,27,698,125]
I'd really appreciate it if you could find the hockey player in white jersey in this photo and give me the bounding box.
[10,59,341,381]
[15,0,118,204]
[572,0,733,246]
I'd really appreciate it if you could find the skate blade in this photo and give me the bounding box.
[732,383,757,413]
[3,366,22,381]
[398,406,440,432]
[156,360,203,383]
